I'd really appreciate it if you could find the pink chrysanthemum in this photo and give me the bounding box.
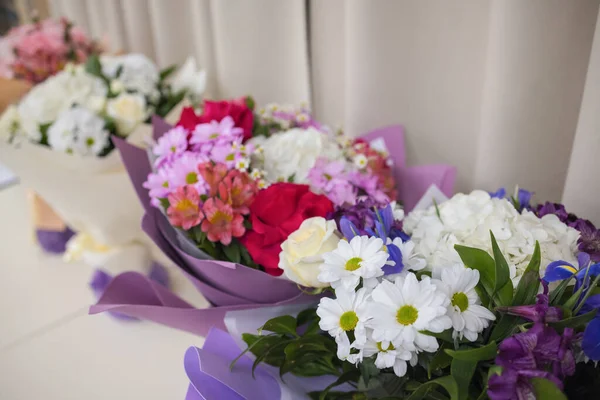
[190,116,243,149]
[168,152,208,194]
[153,126,189,167]
[143,168,172,207]
[308,158,357,206]
[167,186,203,230]
[200,197,245,246]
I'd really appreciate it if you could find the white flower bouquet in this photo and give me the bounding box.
[0,53,205,273]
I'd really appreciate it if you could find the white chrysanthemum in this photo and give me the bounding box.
[391,238,427,273]
[355,334,418,378]
[404,190,579,285]
[318,236,388,290]
[317,288,370,361]
[47,106,109,156]
[389,201,405,221]
[369,273,451,353]
[433,265,496,342]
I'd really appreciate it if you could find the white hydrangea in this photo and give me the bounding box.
[257,127,343,183]
[101,54,159,99]
[404,190,579,284]
[47,106,109,156]
[15,64,106,141]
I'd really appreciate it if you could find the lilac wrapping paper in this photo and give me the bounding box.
[90,117,456,335]
[35,226,75,254]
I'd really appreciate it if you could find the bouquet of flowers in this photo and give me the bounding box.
[209,188,599,400]
[89,98,456,335]
[0,53,205,274]
[0,17,100,83]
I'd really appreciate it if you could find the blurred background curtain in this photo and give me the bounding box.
[24,0,600,221]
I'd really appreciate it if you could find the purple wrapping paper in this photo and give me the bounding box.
[90,117,456,335]
[184,328,280,400]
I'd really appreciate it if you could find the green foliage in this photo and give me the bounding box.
[445,342,498,362]
[159,64,178,81]
[531,378,568,400]
[405,376,459,400]
[511,241,541,306]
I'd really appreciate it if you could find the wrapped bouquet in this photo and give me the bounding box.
[0,17,100,83]
[90,98,456,335]
[0,52,206,274]
[191,188,598,399]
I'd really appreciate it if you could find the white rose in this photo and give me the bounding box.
[260,127,342,183]
[279,217,341,288]
[106,93,148,136]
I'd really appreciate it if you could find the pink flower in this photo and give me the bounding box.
[143,168,172,207]
[169,152,208,194]
[167,186,203,230]
[190,116,243,149]
[218,169,259,215]
[201,197,245,245]
[153,126,189,167]
[308,158,357,206]
[349,170,389,204]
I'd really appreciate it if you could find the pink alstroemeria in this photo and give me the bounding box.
[201,197,245,246]
[167,186,203,230]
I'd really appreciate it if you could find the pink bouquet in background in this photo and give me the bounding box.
[0,17,100,83]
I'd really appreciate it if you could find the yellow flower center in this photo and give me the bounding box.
[345,257,362,271]
[209,210,232,227]
[396,305,418,326]
[376,342,395,352]
[452,292,469,312]
[162,181,169,188]
[339,311,359,331]
[175,199,196,212]
[170,145,176,152]
[186,172,198,184]
[86,137,95,147]
[226,153,235,161]
[324,173,332,180]
[209,133,220,139]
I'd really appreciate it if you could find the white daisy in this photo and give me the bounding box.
[434,265,496,342]
[360,335,418,377]
[369,273,451,353]
[354,154,368,169]
[317,288,371,361]
[319,236,389,291]
[390,238,427,273]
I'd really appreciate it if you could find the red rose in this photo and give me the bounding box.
[176,97,254,142]
[240,183,334,276]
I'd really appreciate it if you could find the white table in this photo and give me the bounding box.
[0,184,209,399]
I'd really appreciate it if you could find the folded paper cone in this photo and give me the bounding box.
[0,78,31,113]
[28,190,66,231]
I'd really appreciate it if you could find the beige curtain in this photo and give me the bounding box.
[47,0,600,222]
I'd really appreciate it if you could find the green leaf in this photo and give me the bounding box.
[245,96,255,110]
[574,274,600,314]
[451,359,476,400]
[550,309,597,332]
[405,375,459,400]
[490,232,510,294]
[489,315,520,342]
[261,315,298,336]
[159,64,178,81]
[233,333,278,370]
[84,54,103,77]
[445,342,498,362]
[158,197,170,210]
[428,343,453,379]
[222,240,242,264]
[297,308,319,327]
[359,358,380,387]
[512,241,541,306]
[531,377,568,400]
[496,280,514,307]
[319,370,361,400]
[455,245,496,298]
[421,329,455,344]
[549,278,574,306]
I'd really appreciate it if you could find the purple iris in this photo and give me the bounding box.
[338,203,408,275]
[490,187,533,211]
[536,202,600,262]
[543,254,600,361]
[488,282,577,400]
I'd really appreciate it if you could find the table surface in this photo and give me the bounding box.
[0,184,210,399]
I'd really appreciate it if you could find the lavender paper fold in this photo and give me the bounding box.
[89,271,315,337]
[184,328,280,400]
[360,125,456,210]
